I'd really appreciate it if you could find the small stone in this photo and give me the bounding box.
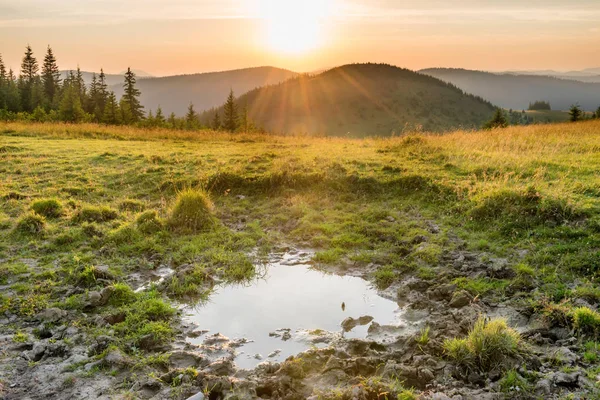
[268,349,281,358]
[186,392,206,400]
[449,290,471,308]
[37,308,67,323]
[104,349,129,367]
[554,371,580,387]
[534,379,552,395]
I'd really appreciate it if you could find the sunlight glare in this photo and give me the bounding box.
[258,0,334,54]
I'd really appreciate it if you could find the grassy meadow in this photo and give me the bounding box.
[2,120,600,396]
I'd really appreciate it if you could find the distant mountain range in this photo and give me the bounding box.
[203,64,496,136]
[109,66,298,116]
[420,68,600,111]
[505,67,600,82]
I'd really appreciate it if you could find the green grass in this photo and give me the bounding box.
[168,189,215,233]
[31,198,64,218]
[3,119,600,396]
[444,317,522,373]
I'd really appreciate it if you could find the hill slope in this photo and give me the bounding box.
[110,66,298,116]
[203,64,496,136]
[421,68,600,111]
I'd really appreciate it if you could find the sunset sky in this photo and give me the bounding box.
[2,0,600,76]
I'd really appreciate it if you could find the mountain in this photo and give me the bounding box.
[505,68,600,83]
[203,64,497,136]
[109,66,298,116]
[60,70,125,86]
[119,69,153,78]
[420,68,600,111]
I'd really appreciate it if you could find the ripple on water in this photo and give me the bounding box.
[184,252,405,369]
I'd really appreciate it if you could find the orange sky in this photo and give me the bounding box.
[2,0,600,75]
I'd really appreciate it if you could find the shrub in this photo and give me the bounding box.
[168,189,214,232]
[72,206,119,223]
[136,210,165,234]
[573,307,600,336]
[444,316,522,373]
[15,212,46,235]
[31,198,63,218]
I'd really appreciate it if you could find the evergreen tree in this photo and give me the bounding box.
[41,46,61,108]
[87,73,99,117]
[595,106,600,119]
[211,111,221,130]
[59,82,86,122]
[19,45,39,112]
[185,103,198,128]
[168,112,177,128]
[74,66,88,105]
[5,69,20,112]
[155,106,165,125]
[569,104,583,122]
[222,89,238,132]
[121,67,144,122]
[0,54,6,109]
[483,108,508,129]
[97,69,108,114]
[103,91,121,124]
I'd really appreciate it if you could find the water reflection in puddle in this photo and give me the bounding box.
[184,252,402,369]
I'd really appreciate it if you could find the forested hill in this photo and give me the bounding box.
[202,63,497,136]
[110,67,298,116]
[421,68,600,111]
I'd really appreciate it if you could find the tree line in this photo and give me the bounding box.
[0,45,257,132]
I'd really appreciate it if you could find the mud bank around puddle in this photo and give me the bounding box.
[180,250,423,370]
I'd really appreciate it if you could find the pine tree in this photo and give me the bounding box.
[103,91,121,124]
[41,46,61,108]
[0,54,6,110]
[185,103,198,129]
[155,106,165,125]
[75,66,87,106]
[211,111,221,130]
[19,45,39,112]
[569,104,583,122]
[59,82,86,122]
[5,69,20,112]
[595,106,600,119]
[87,73,100,118]
[121,67,144,122]
[483,108,508,129]
[222,89,238,132]
[168,112,177,128]
[97,69,108,113]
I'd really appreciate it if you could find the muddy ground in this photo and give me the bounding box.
[1,241,598,400]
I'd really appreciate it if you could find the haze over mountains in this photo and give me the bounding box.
[110,67,298,116]
[203,64,496,136]
[421,68,600,111]
[505,68,600,83]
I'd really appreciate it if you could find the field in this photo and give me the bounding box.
[2,120,600,399]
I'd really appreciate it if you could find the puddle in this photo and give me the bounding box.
[184,252,403,369]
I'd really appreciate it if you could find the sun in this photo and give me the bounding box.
[257,0,333,54]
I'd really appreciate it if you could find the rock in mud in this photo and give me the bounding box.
[341,315,374,331]
[104,348,130,367]
[169,350,205,369]
[553,371,580,387]
[449,290,472,308]
[186,393,205,400]
[37,307,67,323]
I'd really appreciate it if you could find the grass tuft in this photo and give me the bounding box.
[444,316,522,373]
[572,307,600,337]
[72,206,119,223]
[15,212,46,235]
[31,198,63,218]
[168,189,215,233]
